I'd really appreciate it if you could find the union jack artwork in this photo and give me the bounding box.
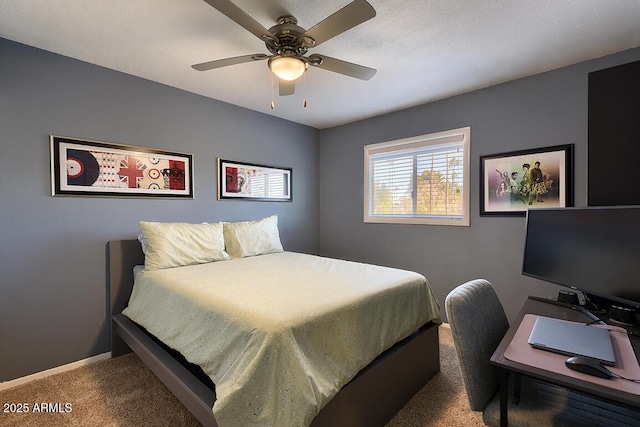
[51,135,193,198]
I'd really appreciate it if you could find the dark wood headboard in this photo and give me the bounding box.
[107,239,144,355]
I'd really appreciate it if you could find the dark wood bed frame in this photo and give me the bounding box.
[108,239,440,427]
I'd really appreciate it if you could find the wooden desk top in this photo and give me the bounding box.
[490,297,640,409]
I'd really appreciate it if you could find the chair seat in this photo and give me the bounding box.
[482,376,640,427]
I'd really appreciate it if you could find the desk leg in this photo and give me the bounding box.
[512,373,521,405]
[499,369,508,427]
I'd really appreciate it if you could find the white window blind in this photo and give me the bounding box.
[364,127,470,226]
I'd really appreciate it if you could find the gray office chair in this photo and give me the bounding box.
[445,279,640,427]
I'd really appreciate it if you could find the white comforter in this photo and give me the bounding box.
[123,252,440,427]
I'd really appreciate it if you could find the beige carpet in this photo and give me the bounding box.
[0,326,483,427]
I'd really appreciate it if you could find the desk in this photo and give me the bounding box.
[490,297,640,427]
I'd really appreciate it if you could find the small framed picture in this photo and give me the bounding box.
[480,144,573,216]
[218,158,292,201]
[50,135,193,198]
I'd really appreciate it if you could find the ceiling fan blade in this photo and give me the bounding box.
[303,0,376,47]
[308,54,376,80]
[279,80,295,96]
[202,0,273,40]
[192,54,268,71]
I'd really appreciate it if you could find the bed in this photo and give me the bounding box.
[107,220,441,427]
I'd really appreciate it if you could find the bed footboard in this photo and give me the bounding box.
[113,313,218,426]
[311,322,439,427]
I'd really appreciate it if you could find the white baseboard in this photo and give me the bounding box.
[0,352,111,392]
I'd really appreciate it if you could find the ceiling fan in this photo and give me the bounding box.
[192,0,377,96]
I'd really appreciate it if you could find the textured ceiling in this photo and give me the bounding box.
[1,0,639,129]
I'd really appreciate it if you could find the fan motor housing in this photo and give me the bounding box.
[266,16,314,57]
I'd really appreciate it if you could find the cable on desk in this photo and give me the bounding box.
[611,372,640,384]
[581,325,640,383]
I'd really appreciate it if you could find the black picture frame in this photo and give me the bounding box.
[50,135,194,198]
[480,144,574,216]
[217,158,292,202]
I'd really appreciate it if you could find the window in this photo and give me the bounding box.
[364,127,470,226]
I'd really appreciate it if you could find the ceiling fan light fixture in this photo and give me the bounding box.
[268,56,307,81]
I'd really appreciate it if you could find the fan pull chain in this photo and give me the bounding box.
[270,73,275,109]
[302,73,307,108]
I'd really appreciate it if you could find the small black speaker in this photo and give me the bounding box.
[609,305,637,325]
[557,290,579,306]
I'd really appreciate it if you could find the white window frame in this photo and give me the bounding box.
[364,126,470,226]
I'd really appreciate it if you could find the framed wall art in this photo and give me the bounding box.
[218,158,292,201]
[50,135,193,198]
[480,144,573,216]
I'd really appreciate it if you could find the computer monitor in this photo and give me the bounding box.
[522,206,640,325]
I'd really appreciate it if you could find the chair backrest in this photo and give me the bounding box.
[445,279,509,411]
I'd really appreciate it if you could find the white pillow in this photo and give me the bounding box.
[138,222,210,254]
[223,215,284,258]
[137,233,148,254]
[139,221,229,270]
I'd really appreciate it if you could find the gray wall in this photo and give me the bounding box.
[318,47,640,323]
[0,38,319,382]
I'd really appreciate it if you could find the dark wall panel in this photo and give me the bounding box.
[588,60,640,206]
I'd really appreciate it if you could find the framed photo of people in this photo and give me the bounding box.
[50,135,194,198]
[480,144,574,216]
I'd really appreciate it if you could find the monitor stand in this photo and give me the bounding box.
[529,295,640,337]
[528,295,605,324]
